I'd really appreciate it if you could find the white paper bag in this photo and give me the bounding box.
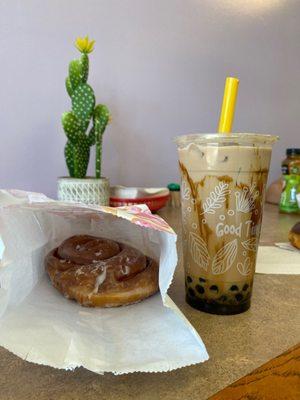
[0,190,208,374]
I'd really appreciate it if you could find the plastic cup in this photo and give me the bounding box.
[175,133,278,315]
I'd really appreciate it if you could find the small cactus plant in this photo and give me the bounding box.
[62,36,110,179]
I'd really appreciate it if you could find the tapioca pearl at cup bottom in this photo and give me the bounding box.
[243,283,249,291]
[199,277,206,283]
[188,287,195,297]
[195,284,205,294]
[235,293,243,302]
[230,285,239,291]
[210,285,218,292]
[186,276,193,283]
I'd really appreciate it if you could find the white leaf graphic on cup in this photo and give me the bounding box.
[241,238,257,252]
[189,232,210,271]
[235,183,259,213]
[237,257,252,276]
[181,181,191,201]
[212,239,237,275]
[202,182,230,215]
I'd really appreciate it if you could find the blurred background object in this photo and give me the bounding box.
[266,178,282,205]
[167,183,181,208]
[279,148,300,213]
[110,186,169,212]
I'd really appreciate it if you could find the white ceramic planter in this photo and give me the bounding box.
[57,177,110,206]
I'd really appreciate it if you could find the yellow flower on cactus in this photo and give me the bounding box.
[75,36,95,54]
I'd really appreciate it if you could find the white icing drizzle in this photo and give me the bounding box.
[121,265,130,275]
[92,266,107,294]
[75,244,85,252]
[75,267,84,276]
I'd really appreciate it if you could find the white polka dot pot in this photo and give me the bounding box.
[57,177,110,206]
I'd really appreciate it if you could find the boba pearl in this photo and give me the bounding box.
[195,285,205,294]
[187,276,193,283]
[210,285,218,292]
[243,283,249,291]
[235,293,243,302]
[199,277,206,283]
[230,285,239,291]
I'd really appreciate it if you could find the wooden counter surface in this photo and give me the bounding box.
[208,343,300,400]
[0,204,299,400]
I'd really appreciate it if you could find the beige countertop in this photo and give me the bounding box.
[0,204,299,400]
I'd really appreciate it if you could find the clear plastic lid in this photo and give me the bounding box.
[175,133,278,148]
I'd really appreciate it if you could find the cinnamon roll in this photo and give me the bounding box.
[45,235,159,307]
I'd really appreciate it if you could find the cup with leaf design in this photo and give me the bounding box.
[175,133,278,315]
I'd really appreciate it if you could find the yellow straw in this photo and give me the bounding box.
[218,77,239,134]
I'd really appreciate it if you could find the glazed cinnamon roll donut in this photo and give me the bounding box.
[45,235,159,307]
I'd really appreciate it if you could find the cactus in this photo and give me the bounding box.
[94,104,110,178]
[62,36,110,179]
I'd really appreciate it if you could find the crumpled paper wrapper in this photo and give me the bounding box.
[0,190,208,374]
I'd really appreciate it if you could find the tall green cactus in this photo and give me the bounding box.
[62,36,110,178]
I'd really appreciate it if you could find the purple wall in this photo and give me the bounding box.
[1,0,299,198]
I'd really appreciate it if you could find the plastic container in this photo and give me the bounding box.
[175,133,278,315]
[280,148,300,213]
